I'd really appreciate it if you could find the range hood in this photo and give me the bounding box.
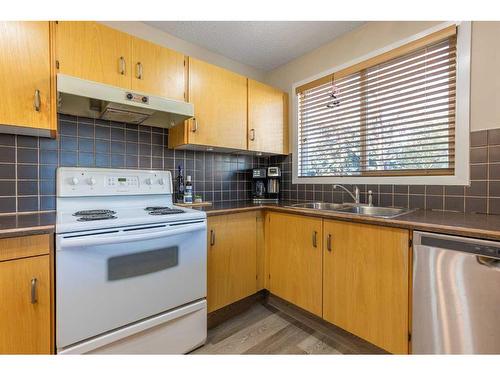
[57,74,194,128]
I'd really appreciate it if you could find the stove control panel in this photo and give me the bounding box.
[57,167,173,197]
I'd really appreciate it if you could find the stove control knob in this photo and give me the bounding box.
[159,178,167,185]
[145,178,153,185]
[88,177,97,186]
[70,177,79,185]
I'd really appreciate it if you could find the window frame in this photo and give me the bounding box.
[292,21,471,185]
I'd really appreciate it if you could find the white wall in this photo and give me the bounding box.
[100,21,266,82]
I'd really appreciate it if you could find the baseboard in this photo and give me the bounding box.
[207,290,268,329]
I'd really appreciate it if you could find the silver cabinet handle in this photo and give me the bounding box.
[34,89,41,112]
[312,231,318,248]
[249,128,255,141]
[210,229,215,246]
[119,56,126,75]
[135,62,143,79]
[191,118,198,133]
[327,234,332,252]
[30,278,38,304]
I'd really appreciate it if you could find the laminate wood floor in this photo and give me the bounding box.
[191,301,387,355]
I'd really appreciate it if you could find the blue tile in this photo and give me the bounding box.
[40,137,58,150]
[60,151,77,166]
[78,152,94,167]
[95,125,110,140]
[40,149,58,165]
[95,139,110,153]
[79,138,94,152]
[59,120,78,136]
[17,148,38,163]
[111,154,125,168]
[111,141,125,154]
[95,153,110,167]
[60,136,78,151]
[40,196,56,210]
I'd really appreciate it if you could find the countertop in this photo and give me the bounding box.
[2,202,500,241]
[0,211,56,239]
[197,201,500,241]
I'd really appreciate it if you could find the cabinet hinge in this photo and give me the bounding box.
[408,332,412,342]
[409,239,413,248]
[55,21,59,24]
[56,60,60,69]
[183,60,186,66]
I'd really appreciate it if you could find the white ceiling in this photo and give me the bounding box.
[144,21,364,72]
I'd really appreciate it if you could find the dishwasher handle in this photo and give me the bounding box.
[477,256,500,269]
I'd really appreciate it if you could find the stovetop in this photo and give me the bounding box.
[57,205,205,233]
[55,167,206,234]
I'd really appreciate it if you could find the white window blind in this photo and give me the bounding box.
[296,26,457,177]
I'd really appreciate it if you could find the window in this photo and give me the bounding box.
[294,24,469,184]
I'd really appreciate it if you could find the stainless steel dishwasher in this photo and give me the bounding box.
[412,231,500,354]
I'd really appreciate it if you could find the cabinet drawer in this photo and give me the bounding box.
[0,234,51,262]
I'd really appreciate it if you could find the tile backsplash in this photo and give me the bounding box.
[270,128,500,215]
[0,114,267,213]
[2,114,500,215]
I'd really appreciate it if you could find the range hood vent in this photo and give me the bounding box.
[56,74,194,128]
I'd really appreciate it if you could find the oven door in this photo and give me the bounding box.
[56,220,206,349]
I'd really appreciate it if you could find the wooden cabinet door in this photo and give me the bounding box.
[207,212,257,312]
[56,21,131,89]
[0,22,52,131]
[268,213,322,316]
[131,37,185,100]
[187,58,247,149]
[0,255,51,354]
[323,220,410,354]
[248,79,288,154]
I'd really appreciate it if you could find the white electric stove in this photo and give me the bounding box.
[55,167,207,354]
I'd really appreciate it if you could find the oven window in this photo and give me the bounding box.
[107,247,179,281]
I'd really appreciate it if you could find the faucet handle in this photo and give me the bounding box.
[368,190,373,207]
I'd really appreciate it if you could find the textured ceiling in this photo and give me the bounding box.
[144,21,364,71]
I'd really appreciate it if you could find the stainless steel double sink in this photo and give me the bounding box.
[287,202,414,219]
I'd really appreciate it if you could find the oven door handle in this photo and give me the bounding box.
[58,222,206,249]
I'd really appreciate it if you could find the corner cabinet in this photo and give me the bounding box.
[248,79,289,154]
[267,212,323,316]
[0,22,56,136]
[0,234,53,354]
[322,220,410,354]
[207,212,258,313]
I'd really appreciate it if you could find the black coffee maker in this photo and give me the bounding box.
[251,167,281,203]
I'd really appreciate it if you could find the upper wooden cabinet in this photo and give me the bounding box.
[207,212,257,313]
[56,22,186,100]
[0,22,55,135]
[267,212,322,316]
[169,58,248,150]
[0,235,52,354]
[248,79,289,154]
[130,37,186,100]
[322,220,410,354]
[55,21,132,89]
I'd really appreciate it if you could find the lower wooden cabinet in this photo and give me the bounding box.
[0,254,51,354]
[207,212,258,313]
[267,212,323,316]
[322,219,410,354]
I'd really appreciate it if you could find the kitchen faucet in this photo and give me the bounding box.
[333,184,360,204]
